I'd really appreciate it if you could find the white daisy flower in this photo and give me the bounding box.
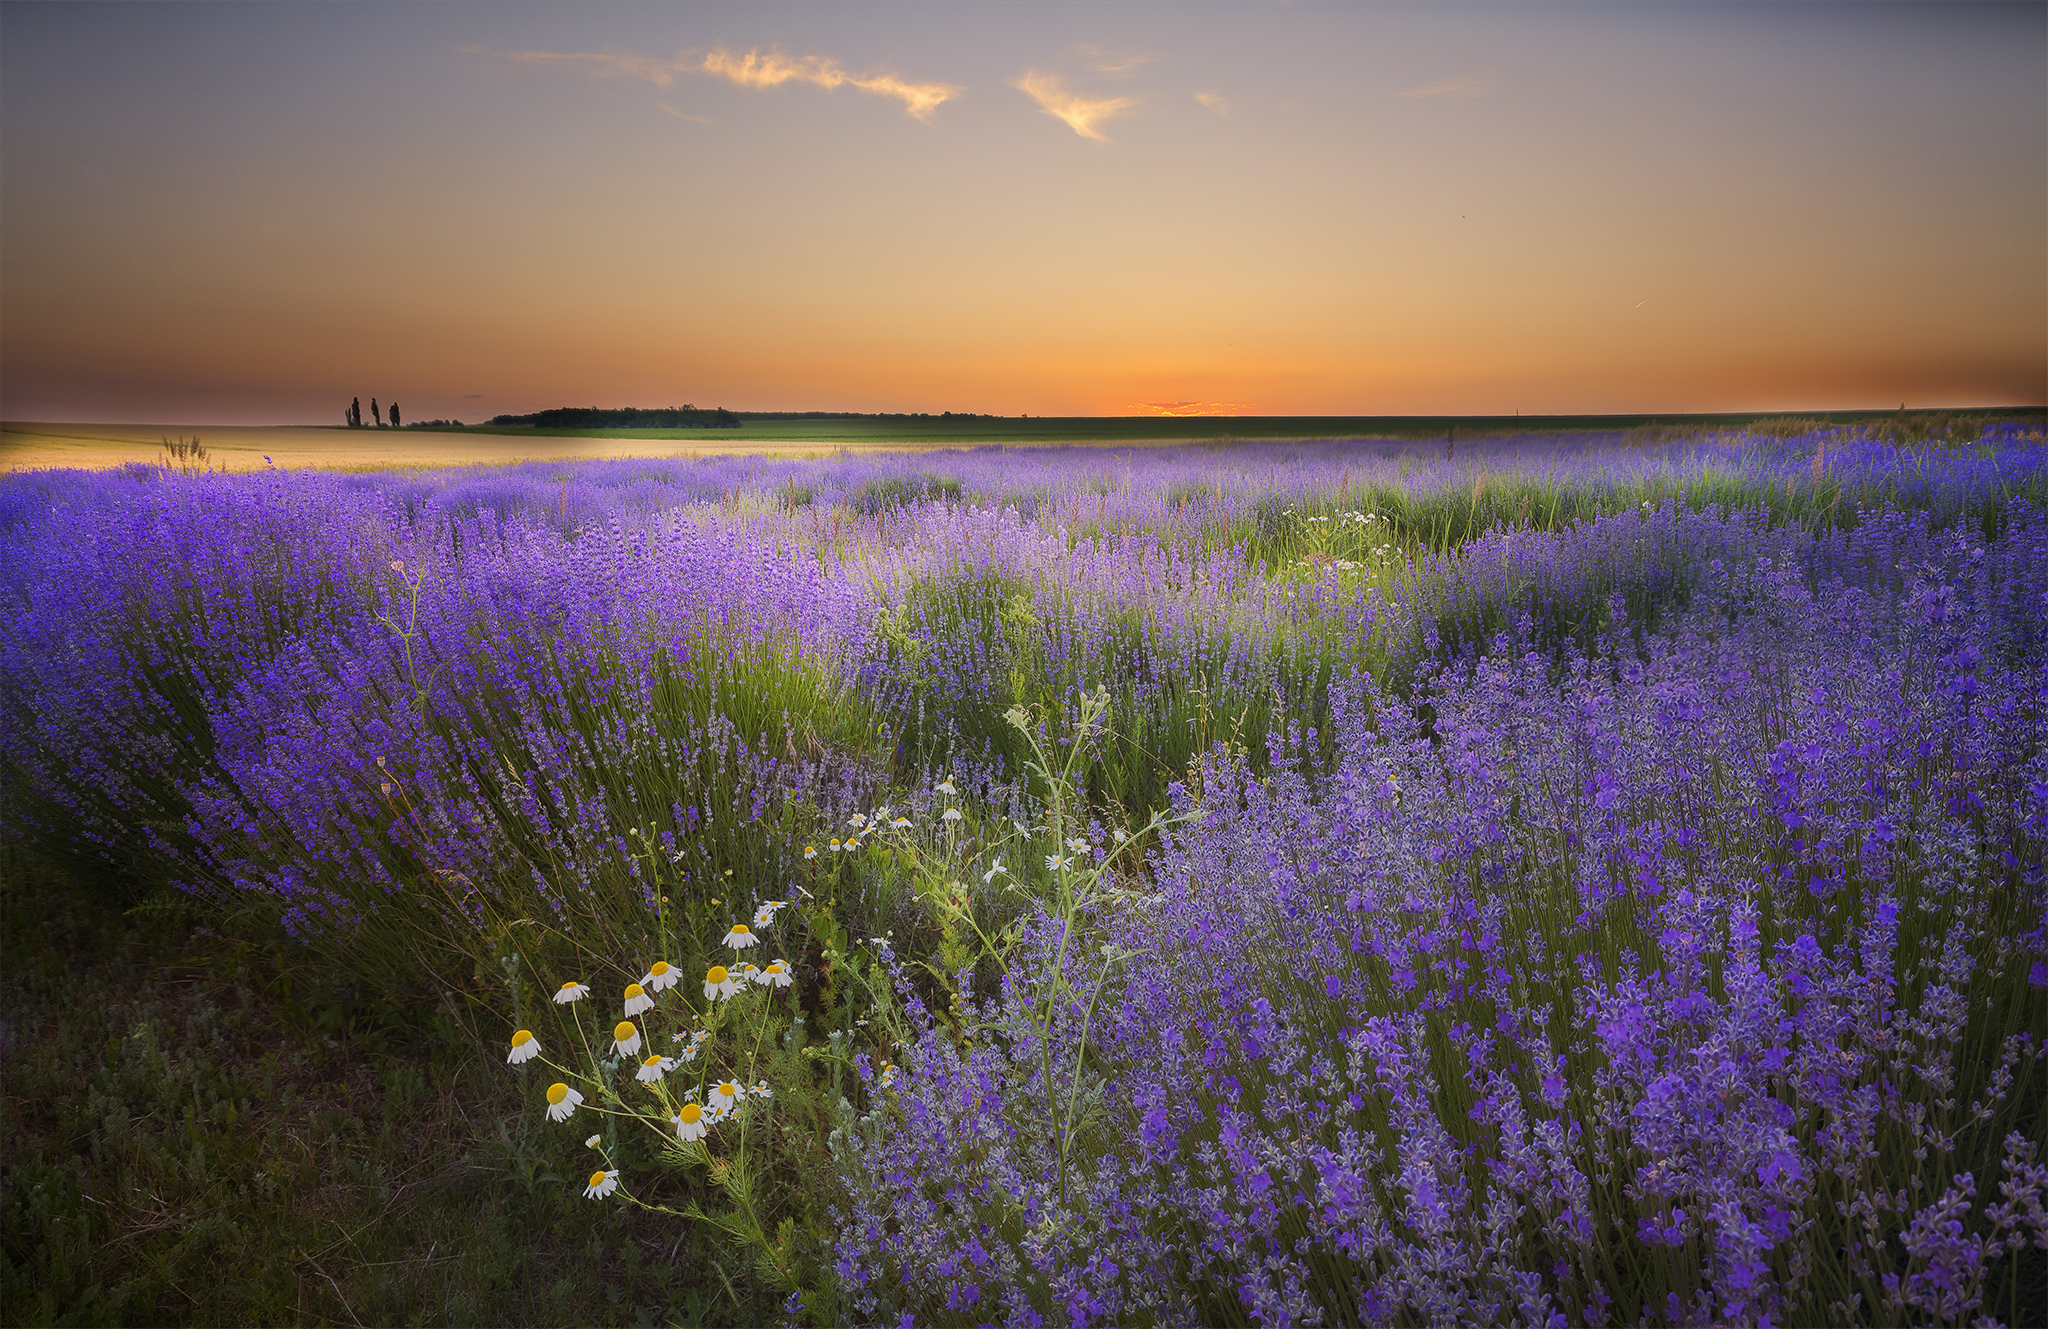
[751,1080,773,1099]
[506,1029,541,1064]
[803,844,818,859]
[671,1029,710,1060]
[612,1020,642,1057]
[1045,854,1072,872]
[642,960,679,992]
[846,813,866,829]
[583,1168,619,1200]
[635,1054,673,1084]
[982,858,1007,884]
[756,959,794,988]
[545,1082,584,1122]
[941,807,963,823]
[936,780,957,796]
[584,1134,602,1149]
[739,962,761,985]
[708,1080,745,1117]
[892,816,911,829]
[553,981,591,1004]
[725,923,760,950]
[703,965,741,1000]
[673,1103,708,1141]
[622,982,653,1017]
[877,1062,898,1090]
[828,838,843,853]
[1065,837,1090,855]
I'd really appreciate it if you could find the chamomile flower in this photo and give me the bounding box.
[877,1062,898,1090]
[553,981,590,1004]
[846,813,867,829]
[982,857,1007,884]
[612,1020,642,1057]
[641,960,679,992]
[803,844,818,859]
[583,1168,619,1200]
[828,838,843,853]
[739,961,761,985]
[892,816,911,829]
[622,983,653,1017]
[585,1134,602,1149]
[1046,854,1072,872]
[751,1080,773,1099]
[941,807,963,823]
[671,1028,711,1060]
[757,959,793,988]
[936,779,957,796]
[545,1082,584,1122]
[506,1029,541,1064]
[704,965,741,1000]
[725,923,760,950]
[1065,837,1090,855]
[673,1103,708,1142]
[753,900,787,927]
[708,1080,745,1117]
[635,1054,674,1084]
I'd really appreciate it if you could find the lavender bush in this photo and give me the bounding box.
[2,424,2043,1324]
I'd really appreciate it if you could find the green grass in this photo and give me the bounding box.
[0,853,791,1327]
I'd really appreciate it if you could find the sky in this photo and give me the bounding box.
[1,1,2042,424]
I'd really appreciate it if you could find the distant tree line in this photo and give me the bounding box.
[405,419,465,429]
[486,406,741,429]
[737,411,1001,421]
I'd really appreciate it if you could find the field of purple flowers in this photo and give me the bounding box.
[4,423,2045,1326]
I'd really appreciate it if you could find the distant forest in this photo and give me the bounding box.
[737,411,1002,420]
[486,406,741,429]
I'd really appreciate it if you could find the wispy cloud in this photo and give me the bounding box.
[498,46,686,87]
[699,47,961,120]
[1013,70,1137,141]
[1393,74,1499,100]
[485,44,961,120]
[657,103,721,126]
[1075,44,1155,75]
[1195,91,1229,116]
[1139,401,1257,417]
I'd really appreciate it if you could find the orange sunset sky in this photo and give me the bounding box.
[1,1,2042,424]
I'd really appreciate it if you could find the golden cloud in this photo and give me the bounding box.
[489,44,961,120]
[1013,70,1138,141]
[1195,91,1230,116]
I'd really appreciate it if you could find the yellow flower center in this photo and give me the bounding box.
[765,963,783,975]
[559,982,579,992]
[731,924,751,936]
[547,1083,569,1104]
[643,1055,661,1068]
[624,983,644,999]
[589,1170,607,1189]
[706,966,728,984]
[649,962,670,977]
[678,1104,702,1124]
[614,1021,636,1042]
[510,1030,532,1046]
[716,1082,736,1098]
